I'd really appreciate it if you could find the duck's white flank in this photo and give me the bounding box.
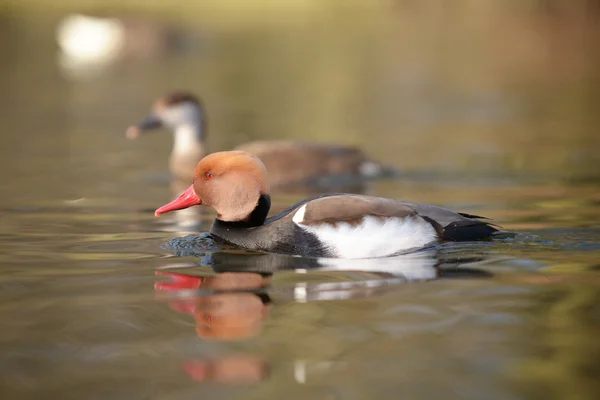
[293,204,439,258]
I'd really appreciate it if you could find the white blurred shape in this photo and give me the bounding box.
[56,14,125,79]
[57,14,125,63]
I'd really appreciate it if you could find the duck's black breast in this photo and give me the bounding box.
[210,193,340,257]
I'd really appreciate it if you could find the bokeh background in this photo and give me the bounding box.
[1,0,599,204]
[0,1,599,399]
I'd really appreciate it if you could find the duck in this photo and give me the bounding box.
[154,151,499,259]
[126,92,389,188]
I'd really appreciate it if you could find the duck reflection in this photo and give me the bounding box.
[155,270,271,341]
[182,355,268,385]
[156,246,494,321]
[164,242,494,282]
[155,269,271,384]
[155,247,493,384]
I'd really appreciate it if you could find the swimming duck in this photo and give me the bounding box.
[155,151,498,259]
[126,92,388,187]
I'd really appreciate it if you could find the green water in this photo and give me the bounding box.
[1,5,599,400]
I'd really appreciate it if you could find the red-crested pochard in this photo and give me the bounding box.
[155,151,499,259]
[126,92,388,187]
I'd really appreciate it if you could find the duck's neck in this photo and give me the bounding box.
[211,194,271,247]
[172,123,205,158]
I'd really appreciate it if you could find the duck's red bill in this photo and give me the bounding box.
[155,185,201,216]
[154,271,204,291]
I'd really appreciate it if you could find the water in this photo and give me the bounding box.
[1,5,600,400]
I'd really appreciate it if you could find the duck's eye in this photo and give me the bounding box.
[205,172,213,180]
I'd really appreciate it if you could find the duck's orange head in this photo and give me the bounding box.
[155,151,270,222]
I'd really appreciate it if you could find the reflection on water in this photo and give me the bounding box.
[156,271,271,342]
[0,2,599,400]
[152,248,497,386]
[155,271,271,384]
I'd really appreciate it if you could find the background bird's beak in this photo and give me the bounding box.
[125,114,163,139]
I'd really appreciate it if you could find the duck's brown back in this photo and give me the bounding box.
[235,140,368,186]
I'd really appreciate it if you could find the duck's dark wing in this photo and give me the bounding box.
[407,203,499,241]
[457,212,492,220]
